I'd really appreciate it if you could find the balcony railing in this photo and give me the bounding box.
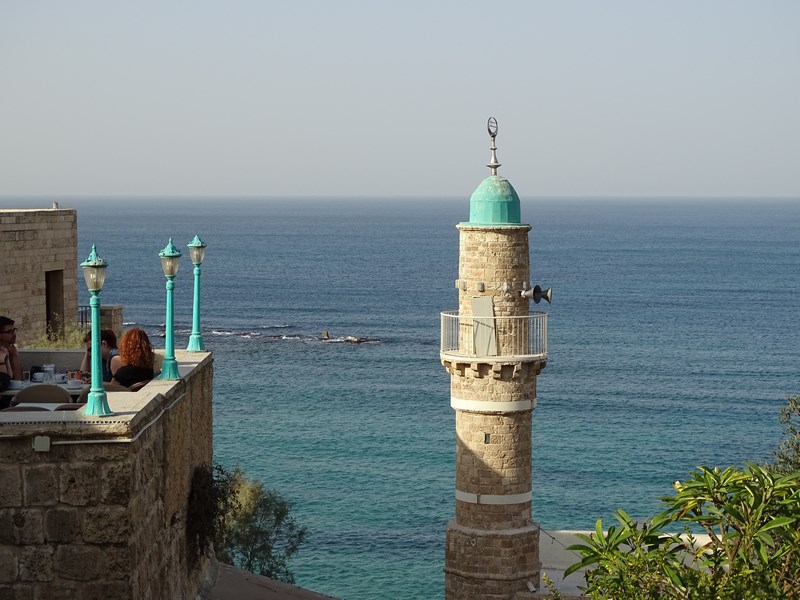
[440,311,548,360]
[78,305,91,328]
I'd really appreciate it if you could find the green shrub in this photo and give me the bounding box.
[186,463,237,567]
[20,319,87,349]
[567,464,800,599]
[772,394,800,475]
[217,469,307,583]
[185,463,307,583]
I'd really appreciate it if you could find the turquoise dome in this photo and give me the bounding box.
[466,175,521,225]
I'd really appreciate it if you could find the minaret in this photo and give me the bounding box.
[441,118,551,599]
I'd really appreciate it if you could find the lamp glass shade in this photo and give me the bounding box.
[79,244,108,291]
[82,265,106,292]
[189,244,206,265]
[187,235,207,265]
[159,238,182,277]
[160,255,181,277]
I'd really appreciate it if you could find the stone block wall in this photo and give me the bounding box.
[101,306,125,339]
[445,523,540,600]
[0,208,79,342]
[454,410,533,527]
[0,351,215,599]
[448,361,539,409]
[457,225,531,319]
[17,350,85,374]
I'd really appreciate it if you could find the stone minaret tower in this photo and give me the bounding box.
[441,118,550,599]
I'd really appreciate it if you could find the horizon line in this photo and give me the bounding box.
[2,194,800,202]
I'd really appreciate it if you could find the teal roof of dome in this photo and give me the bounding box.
[465,175,522,225]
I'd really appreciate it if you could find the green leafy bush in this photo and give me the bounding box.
[772,394,800,475]
[217,468,307,583]
[186,464,307,583]
[566,464,800,599]
[186,463,237,567]
[21,319,87,349]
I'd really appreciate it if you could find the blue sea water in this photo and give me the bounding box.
[9,196,800,599]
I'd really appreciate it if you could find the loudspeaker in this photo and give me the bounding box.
[521,284,552,304]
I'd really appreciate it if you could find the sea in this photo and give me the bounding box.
[7,196,800,599]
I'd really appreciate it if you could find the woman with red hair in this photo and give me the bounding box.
[111,327,155,388]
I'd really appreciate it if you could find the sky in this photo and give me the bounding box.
[1,1,799,199]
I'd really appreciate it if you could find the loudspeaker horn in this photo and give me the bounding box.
[521,284,552,304]
[534,285,552,304]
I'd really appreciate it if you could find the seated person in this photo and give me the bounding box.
[0,345,12,394]
[111,327,155,388]
[0,316,23,382]
[79,328,118,382]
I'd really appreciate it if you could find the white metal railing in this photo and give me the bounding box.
[440,311,547,360]
[77,305,91,328]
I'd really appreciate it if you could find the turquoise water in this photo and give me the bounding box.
[10,196,799,599]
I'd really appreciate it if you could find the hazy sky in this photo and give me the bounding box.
[2,1,798,199]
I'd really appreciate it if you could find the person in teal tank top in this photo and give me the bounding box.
[79,328,119,382]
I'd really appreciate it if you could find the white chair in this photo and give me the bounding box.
[11,384,72,406]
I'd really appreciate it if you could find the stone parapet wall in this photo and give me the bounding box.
[448,361,538,404]
[0,351,215,599]
[0,208,78,340]
[17,350,85,373]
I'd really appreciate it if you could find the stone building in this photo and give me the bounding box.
[440,120,550,599]
[0,205,79,340]
[0,205,124,341]
[0,350,216,598]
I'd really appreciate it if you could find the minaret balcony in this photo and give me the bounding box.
[440,311,548,362]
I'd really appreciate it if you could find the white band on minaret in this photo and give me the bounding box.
[455,490,532,505]
[450,397,536,413]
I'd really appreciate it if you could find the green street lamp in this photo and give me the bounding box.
[186,235,207,352]
[159,238,181,380]
[80,245,113,416]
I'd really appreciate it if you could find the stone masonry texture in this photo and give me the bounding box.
[0,209,79,342]
[445,225,544,599]
[0,354,215,600]
[457,225,531,319]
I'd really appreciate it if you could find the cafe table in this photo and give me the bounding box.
[0,382,87,402]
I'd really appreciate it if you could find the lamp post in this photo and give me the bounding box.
[186,235,207,351]
[80,245,112,416]
[159,238,181,380]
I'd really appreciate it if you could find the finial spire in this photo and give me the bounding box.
[486,116,501,175]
